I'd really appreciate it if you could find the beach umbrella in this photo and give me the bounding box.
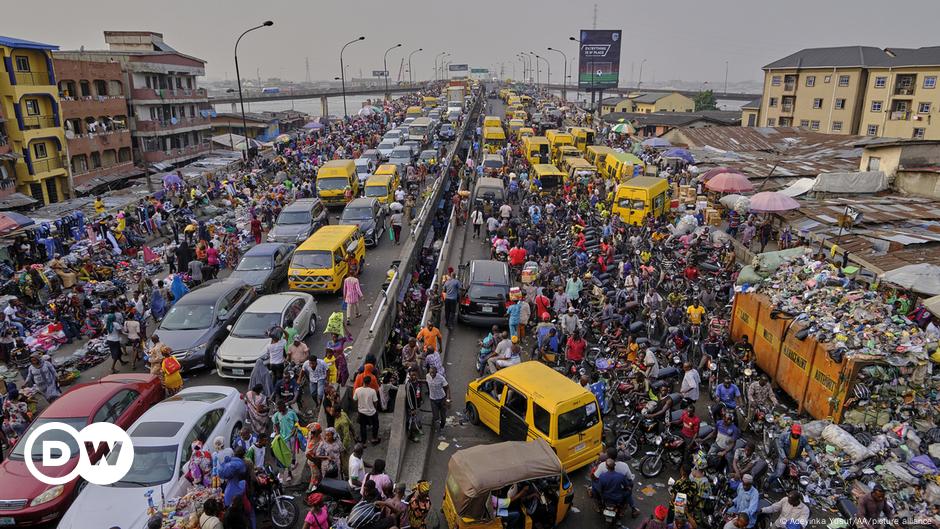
[700,166,736,181]
[275,134,291,143]
[705,171,754,193]
[611,123,634,134]
[303,121,324,130]
[748,191,801,213]
[719,194,750,212]
[663,147,694,163]
[642,137,671,148]
[233,138,263,151]
[162,172,182,187]
[0,212,34,235]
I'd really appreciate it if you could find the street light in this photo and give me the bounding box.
[547,47,567,100]
[234,20,273,160]
[439,53,451,80]
[434,52,446,80]
[638,58,647,89]
[340,36,365,117]
[532,52,549,88]
[383,43,402,100]
[407,48,423,85]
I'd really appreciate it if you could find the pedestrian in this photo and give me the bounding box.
[353,374,380,445]
[265,333,287,382]
[470,207,484,239]
[24,354,61,402]
[105,307,126,373]
[160,346,183,396]
[442,273,461,329]
[250,215,263,244]
[343,273,363,323]
[123,310,143,369]
[426,365,450,431]
[390,209,403,245]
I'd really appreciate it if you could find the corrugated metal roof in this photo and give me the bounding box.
[0,36,58,51]
[763,46,940,69]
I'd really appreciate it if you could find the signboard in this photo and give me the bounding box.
[448,64,469,72]
[470,68,489,74]
[576,29,622,90]
[372,70,389,78]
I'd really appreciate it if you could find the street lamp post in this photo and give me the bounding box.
[547,47,567,100]
[637,58,647,89]
[528,52,540,87]
[433,52,445,80]
[407,48,422,85]
[340,36,365,118]
[532,53,549,88]
[234,20,273,160]
[383,43,401,101]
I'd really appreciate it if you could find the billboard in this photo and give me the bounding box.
[577,29,622,90]
[448,64,469,72]
[470,68,489,74]
[372,70,389,77]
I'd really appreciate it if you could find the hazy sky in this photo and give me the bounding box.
[6,0,940,85]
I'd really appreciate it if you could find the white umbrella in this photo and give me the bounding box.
[389,202,404,212]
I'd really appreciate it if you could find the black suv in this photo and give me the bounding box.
[156,279,257,371]
[458,260,510,326]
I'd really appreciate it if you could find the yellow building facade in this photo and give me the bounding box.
[0,36,70,205]
[600,91,695,116]
[753,46,940,140]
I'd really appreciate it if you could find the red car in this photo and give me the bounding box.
[0,373,163,526]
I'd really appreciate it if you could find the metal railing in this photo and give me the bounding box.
[31,157,64,174]
[14,71,52,85]
[136,116,210,132]
[21,115,57,129]
[889,111,912,121]
[894,86,915,96]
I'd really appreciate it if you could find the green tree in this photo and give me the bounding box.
[694,89,718,111]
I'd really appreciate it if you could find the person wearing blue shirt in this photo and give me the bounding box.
[708,410,741,471]
[590,459,630,511]
[507,301,523,340]
[729,474,760,528]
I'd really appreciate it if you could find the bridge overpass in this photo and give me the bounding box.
[208,84,429,116]
[541,83,760,102]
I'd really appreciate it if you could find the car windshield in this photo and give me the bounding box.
[10,417,87,460]
[277,210,311,225]
[391,151,410,160]
[378,141,395,150]
[108,445,177,487]
[343,207,374,221]
[160,303,214,330]
[557,401,601,439]
[237,255,272,271]
[292,250,333,269]
[483,159,503,169]
[317,178,349,191]
[469,284,506,301]
[364,186,387,198]
[231,312,281,338]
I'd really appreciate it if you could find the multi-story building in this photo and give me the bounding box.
[0,36,71,205]
[55,31,211,170]
[53,57,139,190]
[598,91,695,116]
[753,46,940,139]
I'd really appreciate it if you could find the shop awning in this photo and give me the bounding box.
[0,192,38,210]
[0,152,23,161]
[0,211,35,235]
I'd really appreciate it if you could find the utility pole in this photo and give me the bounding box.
[724,60,729,95]
[592,3,598,29]
[305,57,311,83]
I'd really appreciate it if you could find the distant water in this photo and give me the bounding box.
[213,95,382,118]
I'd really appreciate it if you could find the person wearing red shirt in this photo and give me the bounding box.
[679,404,701,468]
[534,290,551,318]
[508,245,527,267]
[565,330,587,362]
[683,265,699,282]
[574,231,587,251]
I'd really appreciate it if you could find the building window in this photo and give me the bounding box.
[871,100,883,112]
[925,76,937,89]
[874,76,887,88]
[839,75,850,87]
[14,56,30,71]
[768,97,778,107]
[824,75,832,83]
[24,99,40,115]
[771,75,781,86]
[806,75,816,87]
[91,151,101,169]
[913,128,926,139]
[813,98,823,109]
[867,124,879,136]
[33,143,48,159]
[835,98,846,110]
[767,118,776,126]
[799,120,810,127]
[832,121,843,132]
[810,120,820,130]
[918,102,931,114]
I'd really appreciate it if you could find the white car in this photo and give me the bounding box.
[58,386,247,529]
[376,140,397,160]
[216,293,318,379]
[382,129,403,144]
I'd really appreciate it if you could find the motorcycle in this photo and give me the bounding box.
[312,476,360,518]
[253,467,299,528]
[639,430,688,477]
[601,501,625,528]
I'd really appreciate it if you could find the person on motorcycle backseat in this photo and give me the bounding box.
[770,424,817,488]
[590,459,633,518]
[760,491,810,529]
[508,243,527,268]
[666,289,684,308]
[592,447,641,518]
[492,234,510,258]
[683,263,699,282]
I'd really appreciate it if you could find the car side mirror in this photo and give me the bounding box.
[226,324,233,331]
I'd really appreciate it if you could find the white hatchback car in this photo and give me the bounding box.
[216,292,318,379]
[57,386,247,529]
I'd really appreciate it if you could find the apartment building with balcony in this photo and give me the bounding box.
[53,57,140,190]
[0,36,71,205]
[55,31,211,171]
[752,46,940,139]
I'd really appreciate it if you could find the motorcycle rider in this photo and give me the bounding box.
[745,376,778,431]
[760,491,809,529]
[590,459,632,520]
[592,447,641,518]
[558,306,580,343]
[712,377,743,419]
[770,424,817,490]
[728,474,759,528]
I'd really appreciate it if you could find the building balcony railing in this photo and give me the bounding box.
[783,83,796,92]
[135,116,211,132]
[67,129,132,152]
[140,143,210,163]
[13,71,53,86]
[889,111,912,121]
[894,86,915,96]
[780,104,794,113]
[131,87,208,100]
[31,156,65,175]
[60,97,128,118]
[72,160,135,178]
[21,115,58,130]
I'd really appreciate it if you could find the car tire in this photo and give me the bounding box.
[309,314,318,336]
[465,402,480,425]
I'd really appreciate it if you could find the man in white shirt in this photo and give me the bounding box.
[347,443,369,488]
[486,344,521,374]
[680,362,701,402]
[499,203,513,221]
[353,375,380,444]
[760,491,810,529]
[265,334,287,381]
[643,348,660,379]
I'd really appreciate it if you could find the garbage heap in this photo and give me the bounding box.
[744,251,940,523]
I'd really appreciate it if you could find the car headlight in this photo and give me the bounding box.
[366,228,375,236]
[266,233,276,242]
[296,233,308,241]
[177,343,207,360]
[30,485,65,506]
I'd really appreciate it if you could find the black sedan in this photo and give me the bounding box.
[340,197,387,247]
[230,242,295,294]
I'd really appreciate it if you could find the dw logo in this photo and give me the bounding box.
[23,422,135,486]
